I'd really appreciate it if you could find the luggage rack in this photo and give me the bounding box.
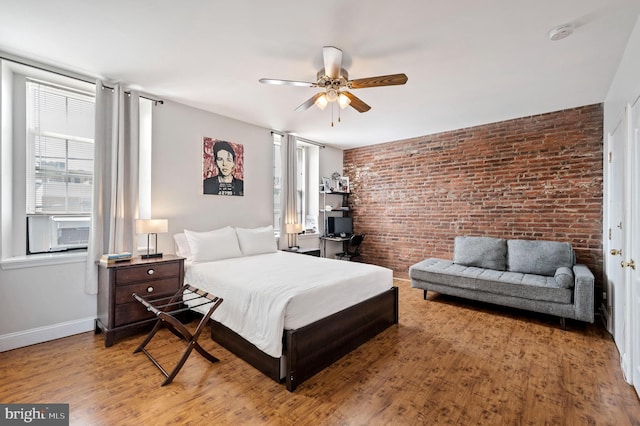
[132,284,223,386]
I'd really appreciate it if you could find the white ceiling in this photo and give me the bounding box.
[1,0,638,149]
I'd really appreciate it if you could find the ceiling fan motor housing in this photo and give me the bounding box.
[317,68,350,89]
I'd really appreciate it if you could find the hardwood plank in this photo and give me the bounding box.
[0,279,638,425]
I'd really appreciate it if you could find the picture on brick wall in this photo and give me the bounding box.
[203,137,244,196]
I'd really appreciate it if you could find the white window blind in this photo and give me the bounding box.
[25,80,95,214]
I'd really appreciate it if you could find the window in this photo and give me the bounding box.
[272,133,319,237]
[273,134,282,235]
[25,80,95,254]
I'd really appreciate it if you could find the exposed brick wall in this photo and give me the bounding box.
[344,104,603,292]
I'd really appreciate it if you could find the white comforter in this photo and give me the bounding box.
[184,251,393,358]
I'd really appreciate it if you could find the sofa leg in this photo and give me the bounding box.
[560,317,566,330]
[423,290,428,300]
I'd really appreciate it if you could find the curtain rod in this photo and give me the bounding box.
[271,131,326,148]
[100,84,164,105]
[1,53,163,105]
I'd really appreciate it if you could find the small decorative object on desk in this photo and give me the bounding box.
[322,176,333,192]
[337,176,349,193]
[100,252,133,264]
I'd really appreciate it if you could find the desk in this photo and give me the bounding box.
[319,235,350,258]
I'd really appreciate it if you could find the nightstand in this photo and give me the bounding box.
[95,254,185,347]
[282,247,321,257]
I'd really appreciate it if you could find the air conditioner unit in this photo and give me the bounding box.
[28,215,90,254]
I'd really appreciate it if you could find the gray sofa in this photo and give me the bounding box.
[409,236,594,325]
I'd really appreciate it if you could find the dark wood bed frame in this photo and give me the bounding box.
[210,286,399,392]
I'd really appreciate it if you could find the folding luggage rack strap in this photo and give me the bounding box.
[132,284,223,386]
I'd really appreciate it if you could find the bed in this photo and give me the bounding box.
[175,226,398,391]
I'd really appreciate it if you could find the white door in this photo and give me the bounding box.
[628,97,640,396]
[607,118,627,368]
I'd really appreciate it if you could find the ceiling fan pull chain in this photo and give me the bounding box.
[331,102,334,127]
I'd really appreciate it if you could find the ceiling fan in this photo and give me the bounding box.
[259,46,407,124]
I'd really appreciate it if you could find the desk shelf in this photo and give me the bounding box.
[320,191,351,257]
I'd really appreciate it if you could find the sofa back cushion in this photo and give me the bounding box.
[453,236,507,271]
[507,239,575,276]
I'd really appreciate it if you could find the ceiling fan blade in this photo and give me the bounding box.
[349,73,408,89]
[323,46,343,79]
[295,93,324,111]
[342,91,371,113]
[259,78,316,87]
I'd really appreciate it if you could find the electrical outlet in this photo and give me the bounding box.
[603,292,607,300]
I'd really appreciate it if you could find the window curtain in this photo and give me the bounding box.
[278,133,298,250]
[84,82,140,294]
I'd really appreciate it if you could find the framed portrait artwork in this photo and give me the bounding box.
[203,137,244,196]
[321,177,333,193]
[337,177,350,193]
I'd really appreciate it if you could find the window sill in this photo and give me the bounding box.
[1,251,88,270]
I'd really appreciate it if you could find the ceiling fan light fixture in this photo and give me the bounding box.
[338,93,351,109]
[326,88,338,103]
[314,94,328,110]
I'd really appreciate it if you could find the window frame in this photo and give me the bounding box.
[1,60,96,265]
[272,134,319,238]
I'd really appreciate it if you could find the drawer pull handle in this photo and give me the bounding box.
[147,286,154,293]
[147,269,154,275]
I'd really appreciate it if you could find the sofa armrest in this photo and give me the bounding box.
[572,264,595,323]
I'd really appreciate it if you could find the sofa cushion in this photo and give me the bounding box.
[507,239,574,276]
[554,266,575,289]
[410,258,573,304]
[453,236,507,271]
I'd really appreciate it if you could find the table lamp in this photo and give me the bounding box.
[285,223,303,249]
[136,219,168,259]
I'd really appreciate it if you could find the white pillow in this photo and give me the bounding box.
[173,233,192,260]
[183,227,242,263]
[235,225,277,256]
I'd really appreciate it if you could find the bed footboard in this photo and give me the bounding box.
[210,286,399,392]
[210,320,281,381]
[285,286,399,391]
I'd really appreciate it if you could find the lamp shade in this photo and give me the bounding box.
[338,93,351,109]
[314,94,328,110]
[136,219,168,234]
[285,223,303,234]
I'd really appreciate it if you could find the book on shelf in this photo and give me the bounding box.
[100,252,133,264]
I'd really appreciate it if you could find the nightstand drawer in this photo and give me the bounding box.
[115,262,180,285]
[115,278,180,305]
[115,301,155,327]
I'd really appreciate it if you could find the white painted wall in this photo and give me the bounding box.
[0,97,344,351]
[0,260,96,350]
[604,14,640,132]
[150,100,274,253]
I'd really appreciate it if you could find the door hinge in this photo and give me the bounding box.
[609,228,612,240]
[609,152,613,163]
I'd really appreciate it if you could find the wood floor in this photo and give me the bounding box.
[1,279,639,425]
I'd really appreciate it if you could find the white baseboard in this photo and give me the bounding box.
[0,317,95,352]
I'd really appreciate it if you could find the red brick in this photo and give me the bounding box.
[344,104,604,296]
